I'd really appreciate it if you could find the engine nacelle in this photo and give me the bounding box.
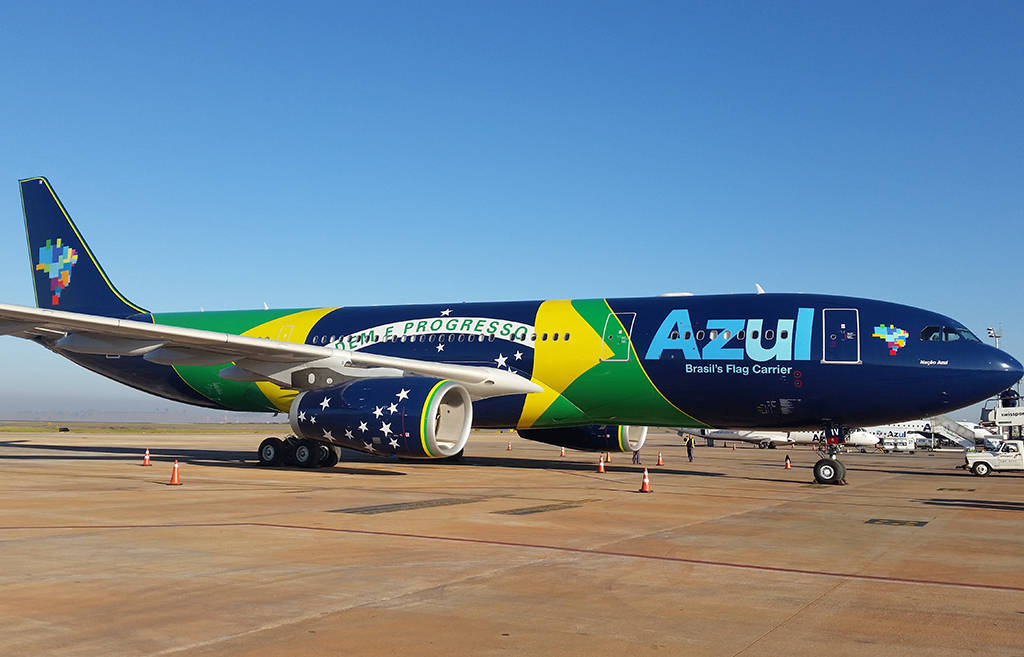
[517,425,648,452]
[289,377,472,459]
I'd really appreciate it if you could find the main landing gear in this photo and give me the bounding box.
[257,436,341,468]
[812,425,848,485]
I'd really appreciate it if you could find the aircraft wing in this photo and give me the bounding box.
[0,303,541,400]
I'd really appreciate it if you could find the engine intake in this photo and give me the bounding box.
[289,377,472,458]
[517,425,648,452]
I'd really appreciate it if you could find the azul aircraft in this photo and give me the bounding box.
[2,177,1021,484]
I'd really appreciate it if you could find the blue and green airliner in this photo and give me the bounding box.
[3,177,1019,484]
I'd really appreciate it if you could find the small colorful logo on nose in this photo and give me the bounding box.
[35,238,79,306]
[872,324,909,355]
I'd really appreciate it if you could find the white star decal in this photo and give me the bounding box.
[389,438,400,449]
[298,410,306,421]
[358,421,368,433]
[381,422,392,437]
[436,343,445,352]
[309,415,316,424]
[319,396,331,410]
[363,441,375,452]
[387,402,398,414]
[514,350,523,360]
[323,429,333,440]
[396,388,410,401]
[440,308,452,316]
[373,406,384,418]
[345,429,354,439]
[494,353,508,368]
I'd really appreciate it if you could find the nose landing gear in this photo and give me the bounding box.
[813,424,848,485]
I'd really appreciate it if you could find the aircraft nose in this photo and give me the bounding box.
[990,349,1023,388]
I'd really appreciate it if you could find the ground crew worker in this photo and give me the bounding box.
[685,434,695,462]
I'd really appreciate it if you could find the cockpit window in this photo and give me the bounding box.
[955,328,981,343]
[921,325,981,343]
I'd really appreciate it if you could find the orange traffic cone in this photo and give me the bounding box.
[560,446,566,457]
[605,451,612,463]
[169,460,181,485]
[656,452,664,466]
[142,449,151,466]
[598,456,605,473]
[638,468,652,493]
[507,442,512,451]
[732,445,736,450]
[784,454,792,470]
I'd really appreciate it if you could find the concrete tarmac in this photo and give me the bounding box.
[0,426,1022,656]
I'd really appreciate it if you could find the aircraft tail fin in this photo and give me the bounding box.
[20,177,147,318]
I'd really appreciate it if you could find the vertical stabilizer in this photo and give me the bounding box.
[20,177,146,318]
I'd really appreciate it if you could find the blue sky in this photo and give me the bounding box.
[1,2,1021,420]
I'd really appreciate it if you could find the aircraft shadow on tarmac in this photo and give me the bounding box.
[917,497,1024,512]
[0,441,407,476]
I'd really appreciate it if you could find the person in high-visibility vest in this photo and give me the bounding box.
[684,434,695,462]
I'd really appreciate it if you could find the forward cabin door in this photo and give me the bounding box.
[822,308,861,364]
[600,312,636,362]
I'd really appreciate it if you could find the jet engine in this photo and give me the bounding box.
[289,377,472,459]
[517,425,648,452]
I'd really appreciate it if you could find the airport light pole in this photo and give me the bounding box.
[987,327,1001,349]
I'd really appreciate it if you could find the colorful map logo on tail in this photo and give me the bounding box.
[36,238,79,306]
[872,324,909,355]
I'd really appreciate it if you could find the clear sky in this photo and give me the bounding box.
[1,2,1021,420]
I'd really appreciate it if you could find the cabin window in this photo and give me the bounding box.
[564,333,570,341]
[488,335,495,342]
[330,335,337,342]
[708,330,718,341]
[942,327,962,342]
[722,330,730,341]
[683,331,691,340]
[750,330,759,340]
[780,330,788,340]
[531,334,537,341]
[695,330,705,341]
[458,334,464,342]
[921,326,941,342]
[553,333,559,341]
[478,335,485,342]
[737,330,745,340]
[669,329,679,340]
[765,329,775,341]
[542,333,548,341]
[427,335,434,342]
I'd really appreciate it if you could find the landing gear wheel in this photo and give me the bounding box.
[813,458,843,485]
[768,443,777,449]
[319,445,340,468]
[257,437,284,466]
[835,460,847,484]
[293,439,319,468]
[282,436,300,465]
[972,462,991,477]
[442,448,465,463]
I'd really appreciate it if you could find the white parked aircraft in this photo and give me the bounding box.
[692,428,880,450]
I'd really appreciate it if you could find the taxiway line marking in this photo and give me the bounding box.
[3,521,1022,593]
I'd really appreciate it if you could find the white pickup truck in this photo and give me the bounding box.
[962,439,1024,476]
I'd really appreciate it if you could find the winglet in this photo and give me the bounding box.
[20,177,147,318]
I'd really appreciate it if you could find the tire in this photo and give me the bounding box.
[257,437,284,466]
[282,436,300,466]
[767,443,777,449]
[835,460,847,483]
[320,445,340,468]
[293,439,319,468]
[813,458,842,485]
[758,443,767,449]
[971,462,991,477]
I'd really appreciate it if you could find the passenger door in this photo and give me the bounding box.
[822,308,861,364]
[600,312,635,362]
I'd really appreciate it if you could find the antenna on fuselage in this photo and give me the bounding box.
[755,284,766,294]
